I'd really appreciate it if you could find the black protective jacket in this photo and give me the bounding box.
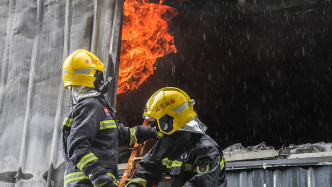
[127,131,227,187]
[62,95,154,187]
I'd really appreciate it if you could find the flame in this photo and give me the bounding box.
[117,0,177,94]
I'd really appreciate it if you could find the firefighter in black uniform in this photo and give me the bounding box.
[62,49,157,187]
[126,87,227,187]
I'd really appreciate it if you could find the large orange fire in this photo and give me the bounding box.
[117,0,177,94]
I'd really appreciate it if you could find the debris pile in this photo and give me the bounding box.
[223,142,274,154]
[289,143,330,154]
[246,142,274,152]
[222,143,247,154]
[223,142,332,161]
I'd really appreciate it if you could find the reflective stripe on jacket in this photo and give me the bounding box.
[127,131,227,187]
[62,95,140,187]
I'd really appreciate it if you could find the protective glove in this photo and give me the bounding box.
[91,173,116,187]
[149,126,162,140]
[135,126,161,143]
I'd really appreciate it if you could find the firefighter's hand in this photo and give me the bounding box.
[91,174,116,187]
[136,126,161,143]
[151,126,163,139]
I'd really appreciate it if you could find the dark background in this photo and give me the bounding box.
[116,5,332,150]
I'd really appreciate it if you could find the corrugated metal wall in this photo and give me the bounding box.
[225,157,332,187]
[227,166,332,187]
[153,157,332,187]
[0,0,123,186]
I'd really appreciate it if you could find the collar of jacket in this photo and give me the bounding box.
[150,132,202,160]
[170,132,201,156]
[70,86,101,104]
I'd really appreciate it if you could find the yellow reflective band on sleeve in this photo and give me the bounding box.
[95,182,108,187]
[162,158,182,169]
[64,172,88,184]
[129,128,137,146]
[171,160,182,167]
[63,118,73,127]
[220,156,225,170]
[100,120,117,130]
[126,178,147,187]
[77,153,98,171]
[162,158,172,169]
[107,173,120,186]
[64,172,119,186]
[185,163,193,171]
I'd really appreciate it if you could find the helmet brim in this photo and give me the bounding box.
[142,113,155,120]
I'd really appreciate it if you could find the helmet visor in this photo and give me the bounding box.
[158,114,174,133]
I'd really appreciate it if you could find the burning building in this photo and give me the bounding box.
[1,0,332,186]
[117,1,332,150]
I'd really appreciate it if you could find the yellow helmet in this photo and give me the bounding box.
[143,87,207,135]
[62,49,104,89]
